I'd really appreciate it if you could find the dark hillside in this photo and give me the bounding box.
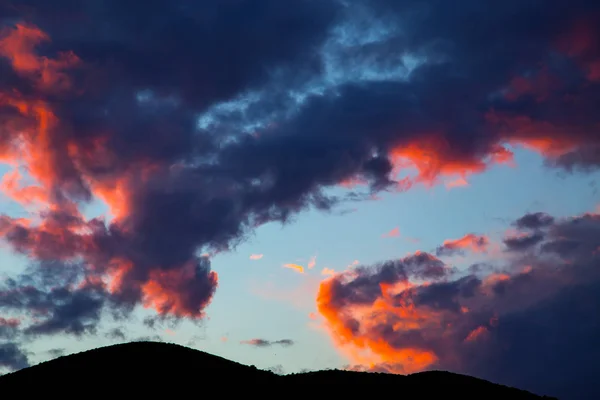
[0,341,277,392]
[0,341,557,398]
[284,369,556,398]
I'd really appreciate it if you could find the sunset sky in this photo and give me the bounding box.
[0,1,599,399]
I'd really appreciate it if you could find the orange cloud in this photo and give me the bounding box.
[382,227,400,238]
[464,326,489,343]
[321,268,335,276]
[437,233,489,256]
[141,261,218,319]
[317,274,439,374]
[445,176,469,189]
[389,136,514,191]
[250,254,264,260]
[0,23,80,92]
[308,255,317,269]
[283,264,305,274]
[315,261,537,375]
[314,249,463,373]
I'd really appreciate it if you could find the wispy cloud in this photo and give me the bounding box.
[445,176,469,189]
[240,338,295,347]
[283,264,305,274]
[382,227,401,238]
[250,254,264,260]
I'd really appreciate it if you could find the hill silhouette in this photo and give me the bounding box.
[0,341,556,398]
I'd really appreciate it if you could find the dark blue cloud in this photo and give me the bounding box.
[0,343,29,372]
[0,262,112,338]
[504,233,545,252]
[513,213,556,231]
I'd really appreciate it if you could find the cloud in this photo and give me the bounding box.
[382,227,401,238]
[513,213,555,230]
[46,348,65,358]
[503,232,545,252]
[240,338,295,347]
[105,327,126,341]
[445,176,470,189]
[0,262,114,338]
[436,234,490,257]
[250,254,264,260]
[283,264,305,274]
[0,23,81,93]
[317,210,600,399]
[0,318,19,339]
[0,343,29,372]
[321,268,336,276]
[308,256,317,269]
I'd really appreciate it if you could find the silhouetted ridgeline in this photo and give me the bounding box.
[0,342,557,398]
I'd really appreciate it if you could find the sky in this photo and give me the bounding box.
[0,0,599,398]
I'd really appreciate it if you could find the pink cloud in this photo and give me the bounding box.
[445,176,470,189]
[382,227,401,238]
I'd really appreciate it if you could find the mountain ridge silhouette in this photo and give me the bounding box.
[0,341,558,398]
